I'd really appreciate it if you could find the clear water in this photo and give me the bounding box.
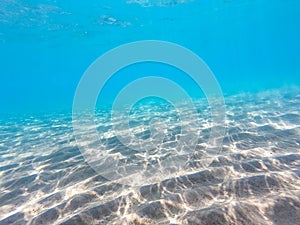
[1,0,300,224]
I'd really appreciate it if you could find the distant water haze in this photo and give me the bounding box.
[1,0,300,113]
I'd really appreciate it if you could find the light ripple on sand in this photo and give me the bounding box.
[0,88,300,224]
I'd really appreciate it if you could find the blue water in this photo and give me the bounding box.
[1,0,300,113]
[1,1,300,224]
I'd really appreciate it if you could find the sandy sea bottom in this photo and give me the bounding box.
[1,88,300,225]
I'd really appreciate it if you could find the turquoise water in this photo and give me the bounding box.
[1,0,300,113]
[1,1,300,224]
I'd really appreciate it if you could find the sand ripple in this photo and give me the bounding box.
[1,88,300,224]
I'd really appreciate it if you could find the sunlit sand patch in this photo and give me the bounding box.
[0,88,300,224]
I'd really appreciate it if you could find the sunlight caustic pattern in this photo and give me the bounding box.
[72,40,226,186]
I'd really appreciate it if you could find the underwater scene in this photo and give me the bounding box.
[1,0,300,224]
